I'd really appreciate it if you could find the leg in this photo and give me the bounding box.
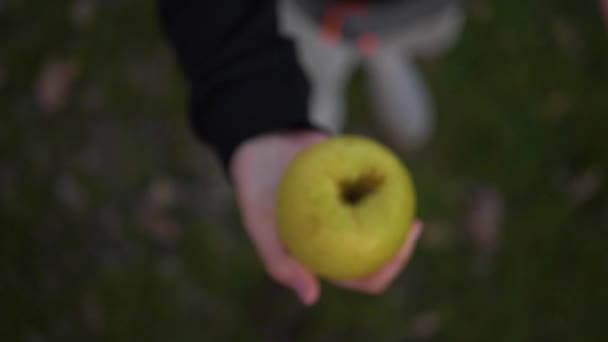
[278,0,358,133]
[383,3,466,58]
[364,4,465,150]
[365,50,434,150]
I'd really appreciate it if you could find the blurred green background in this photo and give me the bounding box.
[1,0,607,341]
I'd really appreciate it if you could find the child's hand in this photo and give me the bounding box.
[230,130,423,305]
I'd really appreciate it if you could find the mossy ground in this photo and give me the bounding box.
[1,1,607,341]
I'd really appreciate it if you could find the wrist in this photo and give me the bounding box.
[230,129,329,182]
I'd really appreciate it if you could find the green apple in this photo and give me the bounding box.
[276,135,416,279]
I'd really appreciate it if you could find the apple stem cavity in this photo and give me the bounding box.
[340,171,385,205]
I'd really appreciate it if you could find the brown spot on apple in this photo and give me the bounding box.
[340,170,385,205]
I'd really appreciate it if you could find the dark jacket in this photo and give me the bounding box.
[158,0,457,170]
[159,1,312,170]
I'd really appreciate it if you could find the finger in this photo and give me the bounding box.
[262,253,321,305]
[241,209,321,305]
[333,220,423,294]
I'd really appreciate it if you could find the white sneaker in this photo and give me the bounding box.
[364,4,464,150]
[279,0,465,149]
[278,0,357,133]
[365,51,434,150]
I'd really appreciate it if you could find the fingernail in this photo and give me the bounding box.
[292,280,314,306]
[415,221,424,235]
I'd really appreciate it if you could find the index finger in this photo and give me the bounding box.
[332,220,423,294]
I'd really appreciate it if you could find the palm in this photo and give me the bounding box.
[230,131,422,305]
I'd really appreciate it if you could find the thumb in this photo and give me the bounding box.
[264,256,321,305]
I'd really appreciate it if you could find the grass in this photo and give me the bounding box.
[1,0,607,341]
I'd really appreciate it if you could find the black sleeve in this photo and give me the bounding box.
[158,0,315,169]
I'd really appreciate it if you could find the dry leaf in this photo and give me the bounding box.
[409,310,442,338]
[568,168,603,206]
[36,59,80,115]
[71,0,97,27]
[464,185,504,255]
